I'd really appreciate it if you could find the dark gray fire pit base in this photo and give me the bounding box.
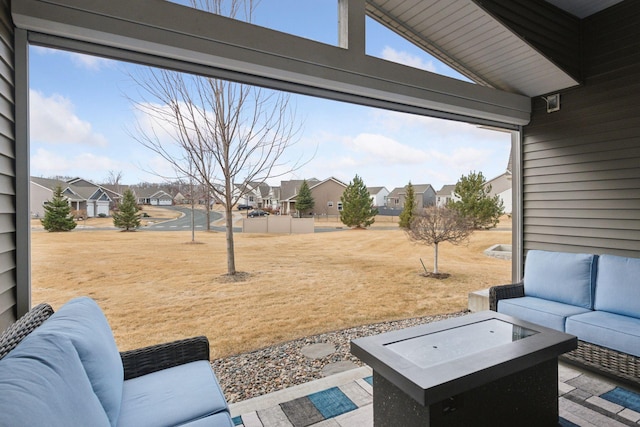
[373,358,558,427]
[351,311,576,427]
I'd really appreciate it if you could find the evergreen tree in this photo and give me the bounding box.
[447,171,504,229]
[113,189,141,231]
[295,179,315,217]
[41,185,77,232]
[340,175,378,228]
[398,181,416,229]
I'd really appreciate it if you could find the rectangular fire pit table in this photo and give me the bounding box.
[351,311,576,426]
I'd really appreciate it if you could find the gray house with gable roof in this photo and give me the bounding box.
[30,177,119,219]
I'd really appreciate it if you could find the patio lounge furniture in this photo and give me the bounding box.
[490,250,640,384]
[0,297,233,426]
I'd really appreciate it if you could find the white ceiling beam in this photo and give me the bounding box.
[13,0,531,126]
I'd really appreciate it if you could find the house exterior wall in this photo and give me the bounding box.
[370,188,389,207]
[418,187,436,209]
[30,183,52,218]
[521,1,640,259]
[310,180,345,217]
[487,173,512,214]
[436,192,454,207]
[0,0,16,329]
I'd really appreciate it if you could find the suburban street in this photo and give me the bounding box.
[144,206,224,231]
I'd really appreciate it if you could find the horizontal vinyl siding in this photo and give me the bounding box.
[521,1,640,259]
[0,0,14,332]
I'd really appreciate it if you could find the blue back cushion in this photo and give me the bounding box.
[595,254,640,318]
[34,297,124,426]
[0,332,110,426]
[524,250,597,309]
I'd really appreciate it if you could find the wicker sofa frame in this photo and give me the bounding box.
[490,283,640,386]
[0,303,210,381]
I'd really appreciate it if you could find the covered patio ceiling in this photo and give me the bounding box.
[366,0,624,97]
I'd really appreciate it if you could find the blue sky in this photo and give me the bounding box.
[28,1,511,191]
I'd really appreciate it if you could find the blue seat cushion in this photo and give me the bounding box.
[0,332,110,427]
[117,360,229,427]
[498,296,591,332]
[594,254,640,318]
[176,412,234,427]
[34,297,124,426]
[523,250,597,309]
[566,311,640,358]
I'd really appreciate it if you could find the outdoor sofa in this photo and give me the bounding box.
[0,297,233,426]
[490,250,640,384]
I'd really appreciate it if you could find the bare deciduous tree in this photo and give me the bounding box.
[128,0,305,276]
[405,206,473,276]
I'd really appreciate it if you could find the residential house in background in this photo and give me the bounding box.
[281,177,346,216]
[385,184,436,210]
[486,149,513,214]
[486,170,512,214]
[367,186,389,207]
[134,187,173,206]
[278,179,319,214]
[30,177,119,218]
[234,181,272,209]
[436,184,457,208]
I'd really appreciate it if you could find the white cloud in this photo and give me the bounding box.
[30,90,108,147]
[347,133,429,164]
[67,52,113,71]
[32,46,113,71]
[31,148,121,177]
[380,46,436,72]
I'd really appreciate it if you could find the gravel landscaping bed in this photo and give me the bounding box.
[211,311,469,403]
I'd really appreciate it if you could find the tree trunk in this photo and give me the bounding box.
[206,192,211,231]
[225,204,236,275]
[191,197,196,242]
[433,242,439,274]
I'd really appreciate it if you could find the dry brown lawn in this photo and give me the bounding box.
[31,216,512,359]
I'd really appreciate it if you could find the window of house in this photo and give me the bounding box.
[337,202,343,211]
[327,201,333,207]
[249,196,254,202]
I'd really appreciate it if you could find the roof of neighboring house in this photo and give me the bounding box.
[388,184,434,198]
[135,188,173,200]
[31,176,114,202]
[437,185,456,196]
[367,186,388,194]
[31,177,66,191]
[280,178,320,201]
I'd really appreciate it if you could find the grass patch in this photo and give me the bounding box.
[31,222,511,359]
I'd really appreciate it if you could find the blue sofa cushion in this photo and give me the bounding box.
[523,250,597,309]
[566,311,640,358]
[176,412,234,427]
[594,254,640,319]
[498,296,591,332]
[34,297,124,426]
[117,360,229,427]
[0,332,110,427]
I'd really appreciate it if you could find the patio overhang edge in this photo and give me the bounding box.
[13,0,531,128]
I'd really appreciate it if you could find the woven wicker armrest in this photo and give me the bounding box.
[489,282,524,311]
[0,303,54,360]
[121,335,210,380]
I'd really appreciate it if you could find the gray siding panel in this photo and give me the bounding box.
[0,0,14,332]
[522,1,640,259]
